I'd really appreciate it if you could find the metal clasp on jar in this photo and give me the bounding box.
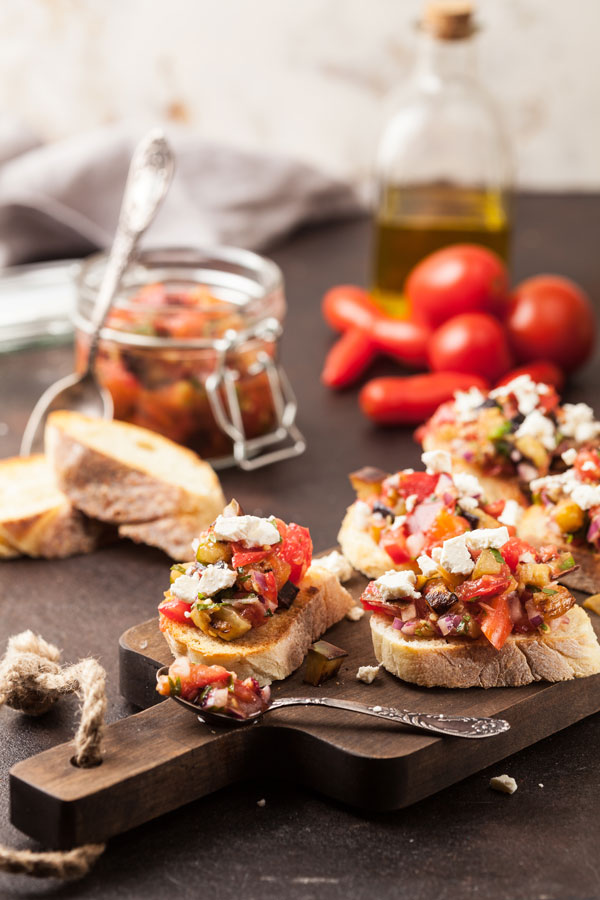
[205,317,305,470]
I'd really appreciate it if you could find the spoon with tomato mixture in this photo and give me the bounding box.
[156,660,510,738]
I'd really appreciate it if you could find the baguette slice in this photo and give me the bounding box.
[518,504,600,594]
[0,455,102,559]
[371,605,600,688]
[338,503,413,580]
[160,565,354,685]
[46,411,225,526]
[120,514,217,560]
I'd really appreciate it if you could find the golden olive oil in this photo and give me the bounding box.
[372,183,511,317]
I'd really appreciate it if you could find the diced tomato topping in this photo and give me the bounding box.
[500,537,537,572]
[232,548,272,568]
[479,591,513,650]
[250,569,278,608]
[361,597,410,619]
[483,499,506,519]
[423,509,470,551]
[381,527,411,564]
[158,598,193,624]
[276,522,313,585]
[397,471,439,503]
[456,572,511,602]
[537,544,559,563]
[537,386,559,414]
[575,449,600,483]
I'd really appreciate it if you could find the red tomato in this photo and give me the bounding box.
[322,285,377,333]
[483,500,505,520]
[359,372,489,425]
[250,570,278,607]
[406,244,509,329]
[479,592,513,650]
[277,523,313,585]
[321,329,376,389]
[158,598,192,624]
[397,472,439,502]
[575,449,600,483]
[231,548,272,568]
[500,537,537,572]
[381,528,411,564]
[423,509,470,550]
[495,361,565,392]
[457,573,511,603]
[506,276,596,374]
[429,313,513,382]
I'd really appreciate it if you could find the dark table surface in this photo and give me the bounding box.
[1,194,600,900]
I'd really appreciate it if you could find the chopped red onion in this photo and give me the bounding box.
[407,500,444,535]
[392,617,403,631]
[587,517,600,546]
[525,599,544,628]
[400,603,417,622]
[400,620,419,636]
[437,614,462,636]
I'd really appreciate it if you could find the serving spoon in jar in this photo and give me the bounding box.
[20,128,175,456]
[156,667,510,739]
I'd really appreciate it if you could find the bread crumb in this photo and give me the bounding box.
[490,774,517,794]
[583,594,600,615]
[356,665,380,684]
[257,798,266,808]
[538,783,544,788]
[139,640,148,650]
[346,606,365,622]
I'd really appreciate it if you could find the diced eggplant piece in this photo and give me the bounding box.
[278,580,300,609]
[196,533,232,565]
[423,578,458,615]
[459,509,480,529]
[372,501,395,521]
[303,640,348,686]
[549,551,578,580]
[552,500,585,534]
[209,607,252,640]
[349,466,388,500]
[472,548,504,579]
[514,435,549,471]
[169,563,188,584]
[532,584,575,619]
[518,562,552,588]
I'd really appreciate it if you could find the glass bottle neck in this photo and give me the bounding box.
[414,30,478,87]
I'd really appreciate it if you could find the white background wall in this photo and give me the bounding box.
[0,0,597,190]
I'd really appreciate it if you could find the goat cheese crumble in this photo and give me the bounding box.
[417,554,440,578]
[313,550,353,582]
[374,569,421,600]
[422,449,452,474]
[560,403,600,444]
[498,499,524,528]
[212,514,280,548]
[356,665,380,684]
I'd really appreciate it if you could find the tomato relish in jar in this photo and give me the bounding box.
[74,247,304,468]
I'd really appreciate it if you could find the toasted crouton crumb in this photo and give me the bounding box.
[490,774,517,794]
[347,606,365,622]
[356,665,380,684]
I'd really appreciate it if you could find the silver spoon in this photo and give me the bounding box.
[20,128,175,456]
[156,667,510,739]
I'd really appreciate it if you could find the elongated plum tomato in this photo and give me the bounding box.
[406,244,509,329]
[429,312,512,382]
[506,276,596,374]
[495,360,564,392]
[359,371,489,425]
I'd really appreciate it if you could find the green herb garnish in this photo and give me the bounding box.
[542,587,558,595]
[559,554,576,569]
[489,421,512,441]
[490,548,506,564]
[168,676,182,697]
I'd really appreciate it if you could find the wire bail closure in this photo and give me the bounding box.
[205,317,305,470]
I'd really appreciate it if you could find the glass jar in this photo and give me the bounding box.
[372,1,513,316]
[74,246,305,469]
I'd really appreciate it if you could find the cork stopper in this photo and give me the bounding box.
[423,1,475,40]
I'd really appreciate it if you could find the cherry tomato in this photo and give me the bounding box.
[429,313,513,382]
[500,537,537,572]
[321,329,375,389]
[457,573,511,603]
[406,244,509,329]
[359,372,489,425]
[370,317,431,368]
[381,528,411,564]
[479,591,513,650]
[231,548,272,568]
[495,360,565,392]
[506,276,596,374]
[575,449,600,483]
[158,598,192,624]
[277,523,313,585]
[322,285,377,333]
[397,472,439,502]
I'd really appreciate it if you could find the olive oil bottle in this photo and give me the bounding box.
[372,1,512,316]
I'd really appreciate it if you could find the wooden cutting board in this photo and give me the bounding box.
[9,569,600,850]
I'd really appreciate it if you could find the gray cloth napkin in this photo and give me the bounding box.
[0,123,363,267]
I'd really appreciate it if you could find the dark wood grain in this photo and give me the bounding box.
[10,568,600,849]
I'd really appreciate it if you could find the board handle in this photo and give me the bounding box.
[10,700,257,850]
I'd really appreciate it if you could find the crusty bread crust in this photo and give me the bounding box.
[159,565,354,685]
[120,514,217,560]
[0,455,102,559]
[421,431,528,505]
[518,504,600,595]
[370,605,600,688]
[337,504,414,579]
[46,411,224,524]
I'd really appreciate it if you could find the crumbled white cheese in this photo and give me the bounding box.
[498,499,524,528]
[421,449,452,474]
[405,494,419,513]
[454,386,486,422]
[439,534,475,575]
[561,448,578,466]
[356,665,380,684]
[490,774,517,795]
[531,467,600,510]
[352,500,372,529]
[453,472,483,500]
[191,537,200,555]
[515,409,557,451]
[257,798,266,808]
[374,569,421,600]
[561,403,600,444]
[197,564,237,597]
[582,460,596,472]
[491,374,548,416]
[417,554,440,578]
[313,550,353,582]
[393,515,407,527]
[171,573,201,602]
[213,514,280,548]
[464,527,510,552]
[518,551,536,563]
[346,605,365,621]
[570,483,600,510]
[431,547,443,563]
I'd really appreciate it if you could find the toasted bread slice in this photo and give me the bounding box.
[338,504,415,580]
[160,565,354,685]
[370,605,600,688]
[120,513,218,560]
[46,411,225,526]
[421,431,528,505]
[518,504,600,594]
[0,455,101,559]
